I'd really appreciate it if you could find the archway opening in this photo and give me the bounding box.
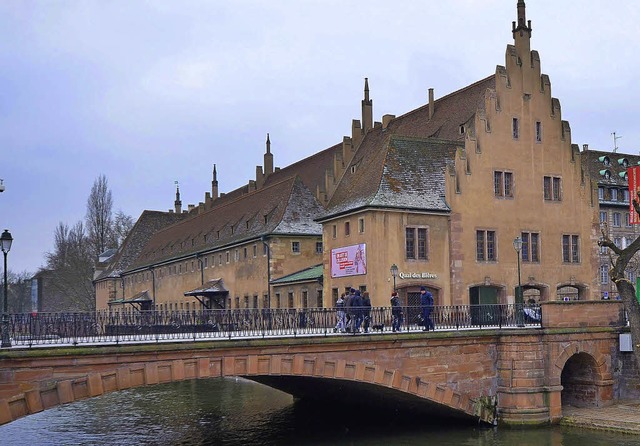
[557,285,580,301]
[560,352,603,408]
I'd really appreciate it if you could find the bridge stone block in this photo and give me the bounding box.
[143,364,159,385]
[57,380,74,404]
[25,389,43,414]
[196,358,210,378]
[322,360,336,378]
[87,373,104,397]
[0,399,12,425]
[116,367,132,389]
[269,355,282,375]
[172,360,185,381]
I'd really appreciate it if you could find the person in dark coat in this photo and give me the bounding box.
[344,288,355,332]
[420,286,435,331]
[362,291,372,333]
[390,292,403,332]
[352,290,364,332]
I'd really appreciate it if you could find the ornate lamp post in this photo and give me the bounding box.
[390,264,398,292]
[1,229,13,348]
[513,236,524,326]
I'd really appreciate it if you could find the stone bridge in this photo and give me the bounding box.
[0,301,634,426]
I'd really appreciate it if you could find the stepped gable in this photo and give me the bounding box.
[322,130,456,219]
[94,210,188,280]
[389,75,495,141]
[580,148,640,188]
[131,176,323,270]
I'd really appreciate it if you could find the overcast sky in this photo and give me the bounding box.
[1,1,639,274]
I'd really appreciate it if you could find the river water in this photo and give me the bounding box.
[0,377,638,446]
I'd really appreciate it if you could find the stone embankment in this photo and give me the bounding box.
[561,402,640,434]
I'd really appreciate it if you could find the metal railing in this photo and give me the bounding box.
[0,303,541,348]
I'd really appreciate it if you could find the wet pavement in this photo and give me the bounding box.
[561,401,640,434]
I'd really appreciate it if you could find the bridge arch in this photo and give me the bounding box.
[553,342,613,408]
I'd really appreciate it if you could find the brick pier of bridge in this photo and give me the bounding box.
[0,301,637,427]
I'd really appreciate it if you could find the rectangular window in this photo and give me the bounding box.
[332,225,337,239]
[598,187,604,200]
[253,244,257,257]
[406,227,416,259]
[345,221,350,236]
[623,190,630,202]
[405,227,429,260]
[521,232,540,262]
[613,212,621,227]
[244,296,249,309]
[317,290,323,308]
[316,242,323,254]
[358,218,365,234]
[253,295,258,309]
[234,249,239,261]
[494,171,513,198]
[275,293,281,309]
[600,211,607,224]
[562,235,580,263]
[512,117,519,139]
[226,252,230,263]
[543,176,562,201]
[288,292,294,309]
[626,213,631,227]
[417,228,427,259]
[243,247,248,259]
[600,265,609,284]
[292,241,300,253]
[476,230,496,262]
[302,291,308,308]
[611,188,618,201]
[535,121,542,142]
[219,254,223,265]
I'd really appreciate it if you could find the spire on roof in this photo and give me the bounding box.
[361,77,373,134]
[174,181,182,213]
[264,133,274,175]
[512,0,532,38]
[266,133,271,154]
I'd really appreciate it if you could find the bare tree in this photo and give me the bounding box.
[112,210,135,246]
[599,193,640,368]
[86,174,114,259]
[45,221,95,311]
[5,270,34,313]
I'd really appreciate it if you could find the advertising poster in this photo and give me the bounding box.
[629,166,640,224]
[331,243,367,278]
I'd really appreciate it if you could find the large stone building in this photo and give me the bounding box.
[96,1,607,311]
[581,147,640,300]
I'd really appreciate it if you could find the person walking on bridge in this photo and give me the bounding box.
[334,294,346,333]
[420,286,435,331]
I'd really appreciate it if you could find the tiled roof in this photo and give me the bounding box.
[387,75,496,141]
[322,133,457,219]
[129,176,323,270]
[271,264,323,285]
[581,148,640,187]
[94,210,188,281]
[184,279,228,295]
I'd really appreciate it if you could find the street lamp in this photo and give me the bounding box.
[1,229,13,348]
[513,236,524,326]
[390,264,398,292]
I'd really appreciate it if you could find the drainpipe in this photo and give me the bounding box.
[261,236,271,308]
[149,267,156,310]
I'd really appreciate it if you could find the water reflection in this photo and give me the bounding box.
[0,378,638,445]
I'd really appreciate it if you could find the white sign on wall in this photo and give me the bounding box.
[331,243,367,278]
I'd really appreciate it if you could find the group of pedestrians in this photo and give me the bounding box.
[335,286,434,333]
[334,288,372,333]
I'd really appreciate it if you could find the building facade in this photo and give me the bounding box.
[96,2,611,312]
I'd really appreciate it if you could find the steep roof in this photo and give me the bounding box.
[321,132,457,219]
[388,75,495,140]
[94,210,188,281]
[580,148,640,188]
[130,175,323,270]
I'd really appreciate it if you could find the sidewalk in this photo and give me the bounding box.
[561,401,640,434]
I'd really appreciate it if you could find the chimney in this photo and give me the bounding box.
[428,88,434,120]
[382,114,395,129]
[582,144,589,151]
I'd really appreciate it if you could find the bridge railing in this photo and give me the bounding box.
[1,303,541,348]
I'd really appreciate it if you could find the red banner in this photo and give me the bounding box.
[629,166,640,224]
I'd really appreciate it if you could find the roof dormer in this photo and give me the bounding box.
[598,156,610,166]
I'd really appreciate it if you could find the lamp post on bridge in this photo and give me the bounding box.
[390,264,398,292]
[513,236,524,327]
[1,229,13,348]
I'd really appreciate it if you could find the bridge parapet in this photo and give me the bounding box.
[540,300,625,329]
